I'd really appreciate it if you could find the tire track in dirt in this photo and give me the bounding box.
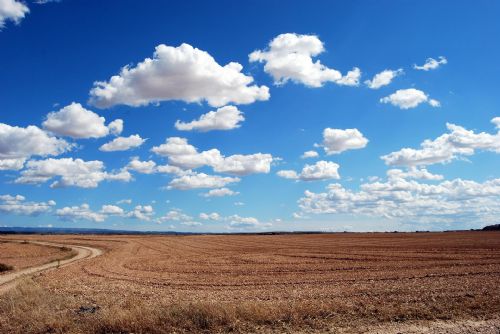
[0,239,103,294]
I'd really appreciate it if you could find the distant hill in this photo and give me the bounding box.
[482,224,500,231]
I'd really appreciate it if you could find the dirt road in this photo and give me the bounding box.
[0,239,103,293]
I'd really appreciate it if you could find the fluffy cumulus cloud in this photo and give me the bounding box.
[0,194,56,216]
[100,204,125,216]
[15,158,131,188]
[57,203,155,222]
[175,105,245,132]
[168,172,240,190]
[155,164,186,176]
[0,123,72,170]
[491,117,500,129]
[199,212,220,220]
[301,150,319,159]
[124,157,187,176]
[157,209,192,223]
[0,158,26,171]
[249,33,360,87]
[298,170,500,226]
[214,153,274,175]
[201,187,239,197]
[151,137,274,175]
[189,212,271,229]
[227,214,271,229]
[386,168,443,181]
[320,128,368,155]
[380,88,440,109]
[89,43,269,108]
[56,204,106,222]
[381,118,500,167]
[126,205,154,221]
[0,0,29,28]
[364,69,403,89]
[42,103,123,139]
[99,134,146,152]
[126,157,157,174]
[277,160,340,181]
[414,56,447,71]
[108,119,123,135]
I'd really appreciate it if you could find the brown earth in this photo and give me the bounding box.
[0,231,499,333]
[0,239,74,271]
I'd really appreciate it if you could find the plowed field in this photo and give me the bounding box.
[0,232,499,333]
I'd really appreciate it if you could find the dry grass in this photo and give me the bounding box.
[1,278,498,334]
[0,232,499,333]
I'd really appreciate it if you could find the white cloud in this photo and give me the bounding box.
[0,123,71,170]
[0,158,25,171]
[57,202,144,223]
[213,153,273,175]
[126,157,156,174]
[99,134,146,152]
[199,212,220,220]
[15,158,132,188]
[414,56,447,71]
[277,170,299,179]
[335,67,361,86]
[387,168,443,181]
[89,43,269,108]
[175,105,244,132]
[168,172,240,190]
[43,102,122,139]
[364,69,403,89]
[227,214,271,229]
[151,137,273,175]
[492,117,500,129]
[277,160,340,181]
[108,119,123,135]
[298,171,500,226]
[100,204,125,216]
[157,209,192,223]
[428,99,441,107]
[126,205,154,221]
[292,212,309,219]
[380,88,440,109]
[0,194,55,216]
[56,204,105,222]
[301,150,319,159]
[155,164,187,176]
[117,199,132,205]
[0,0,29,28]
[201,187,239,197]
[320,128,368,154]
[381,118,500,167]
[249,33,360,87]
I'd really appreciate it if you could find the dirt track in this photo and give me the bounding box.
[0,239,103,293]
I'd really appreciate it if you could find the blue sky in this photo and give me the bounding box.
[1,0,500,232]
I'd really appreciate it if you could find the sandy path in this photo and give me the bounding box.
[0,239,103,293]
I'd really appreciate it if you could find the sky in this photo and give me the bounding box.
[1,0,500,232]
